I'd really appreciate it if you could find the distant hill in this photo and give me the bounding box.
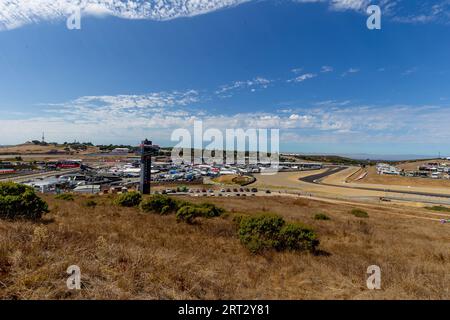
[0,142,98,155]
[281,154,371,166]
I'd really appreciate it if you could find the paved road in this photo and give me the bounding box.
[300,167,450,200]
[0,169,80,183]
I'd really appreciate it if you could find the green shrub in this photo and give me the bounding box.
[351,209,369,218]
[0,182,49,219]
[140,195,225,222]
[426,206,450,212]
[278,223,319,251]
[84,199,97,208]
[176,205,201,224]
[176,202,225,224]
[55,193,74,201]
[196,202,225,218]
[236,213,285,253]
[140,194,179,214]
[235,213,319,254]
[314,213,330,221]
[114,191,142,207]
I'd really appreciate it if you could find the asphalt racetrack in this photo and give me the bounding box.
[301,167,450,200]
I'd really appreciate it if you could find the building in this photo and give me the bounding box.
[376,163,400,175]
[112,148,130,155]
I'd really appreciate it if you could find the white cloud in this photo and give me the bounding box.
[287,73,317,83]
[341,68,360,77]
[320,66,334,73]
[0,0,251,31]
[402,67,418,76]
[215,77,272,97]
[1,0,448,31]
[329,0,370,11]
[3,88,450,147]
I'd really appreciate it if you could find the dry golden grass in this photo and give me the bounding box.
[0,194,449,300]
[0,143,98,155]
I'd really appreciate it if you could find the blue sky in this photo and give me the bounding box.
[0,0,450,156]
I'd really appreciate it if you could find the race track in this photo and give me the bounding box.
[301,167,450,200]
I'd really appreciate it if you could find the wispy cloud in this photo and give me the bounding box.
[328,0,371,12]
[341,68,360,77]
[3,89,450,147]
[1,0,448,31]
[287,73,317,83]
[215,77,272,97]
[0,0,251,31]
[402,67,418,76]
[320,65,334,73]
[392,1,450,24]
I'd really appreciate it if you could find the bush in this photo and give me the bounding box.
[314,213,330,221]
[176,203,225,224]
[55,193,74,201]
[176,205,201,224]
[278,223,319,251]
[426,206,450,212]
[0,182,49,219]
[140,195,225,222]
[140,194,179,214]
[236,213,284,253]
[196,203,225,218]
[234,213,318,254]
[84,200,97,208]
[351,209,369,218]
[114,191,142,207]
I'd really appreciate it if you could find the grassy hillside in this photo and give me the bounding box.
[0,194,448,299]
[281,154,371,166]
